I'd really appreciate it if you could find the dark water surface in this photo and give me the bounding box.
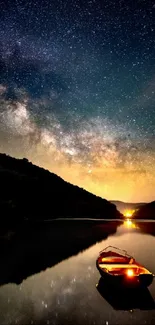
[0,219,155,325]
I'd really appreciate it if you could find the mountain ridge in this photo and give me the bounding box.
[0,153,122,222]
[110,200,146,214]
[132,201,155,219]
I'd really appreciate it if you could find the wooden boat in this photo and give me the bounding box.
[96,246,154,287]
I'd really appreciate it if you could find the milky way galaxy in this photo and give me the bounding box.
[1,0,155,202]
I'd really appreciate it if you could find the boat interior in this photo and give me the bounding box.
[97,247,152,276]
[98,263,152,276]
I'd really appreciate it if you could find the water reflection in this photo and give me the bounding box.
[1,220,155,325]
[136,221,155,237]
[96,277,155,311]
[123,219,139,229]
[1,219,155,287]
[123,219,155,236]
[0,220,121,286]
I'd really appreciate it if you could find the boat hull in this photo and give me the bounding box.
[96,260,153,287]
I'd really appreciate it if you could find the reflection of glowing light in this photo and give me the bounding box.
[126,269,134,277]
[126,219,132,227]
[124,219,139,229]
[123,210,135,218]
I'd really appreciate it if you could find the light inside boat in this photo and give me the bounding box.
[126,269,134,277]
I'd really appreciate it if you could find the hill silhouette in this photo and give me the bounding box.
[132,201,155,219]
[0,153,122,223]
[110,200,145,214]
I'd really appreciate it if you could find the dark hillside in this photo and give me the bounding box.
[0,153,122,223]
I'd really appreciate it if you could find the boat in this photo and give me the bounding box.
[96,246,154,287]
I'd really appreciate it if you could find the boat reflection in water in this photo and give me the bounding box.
[96,277,155,311]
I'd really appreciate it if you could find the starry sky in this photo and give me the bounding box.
[0,0,155,202]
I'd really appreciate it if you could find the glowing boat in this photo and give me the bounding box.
[96,246,154,287]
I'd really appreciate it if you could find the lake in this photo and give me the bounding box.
[0,219,155,325]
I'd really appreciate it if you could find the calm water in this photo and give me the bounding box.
[0,220,155,325]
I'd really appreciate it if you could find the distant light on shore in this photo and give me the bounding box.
[123,209,135,218]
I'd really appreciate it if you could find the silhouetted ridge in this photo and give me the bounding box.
[0,153,122,222]
[110,200,146,213]
[133,201,155,219]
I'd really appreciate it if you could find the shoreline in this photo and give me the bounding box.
[22,218,155,222]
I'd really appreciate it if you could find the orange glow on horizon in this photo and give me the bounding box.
[123,209,135,218]
[1,91,155,203]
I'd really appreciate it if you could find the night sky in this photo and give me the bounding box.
[0,0,155,202]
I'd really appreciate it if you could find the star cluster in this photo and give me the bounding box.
[0,0,155,201]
